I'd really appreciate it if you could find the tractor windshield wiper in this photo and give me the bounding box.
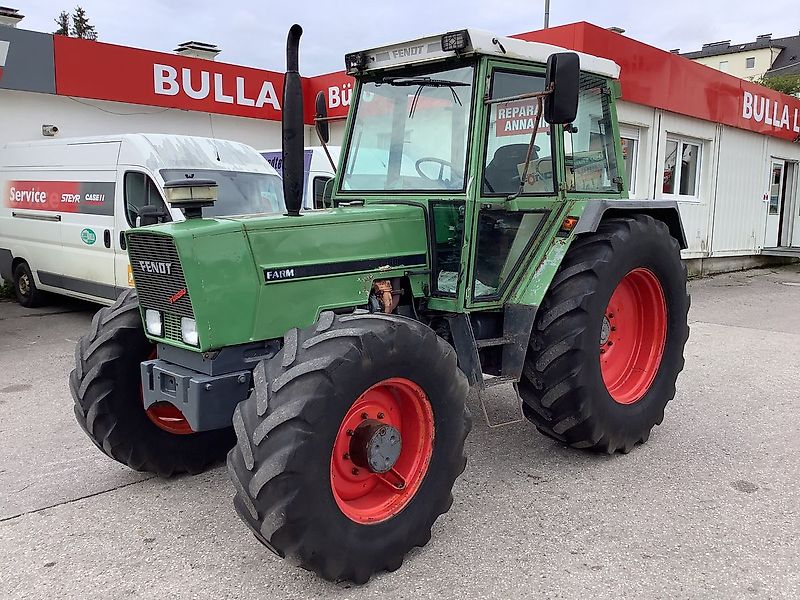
[376,76,468,118]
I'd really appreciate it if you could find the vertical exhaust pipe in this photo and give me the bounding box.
[283,24,304,216]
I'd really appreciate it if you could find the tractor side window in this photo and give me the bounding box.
[563,74,621,193]
[473,210,547,299]
[482,70,555,196]
[124,172,170,227]
[430,201,466,296]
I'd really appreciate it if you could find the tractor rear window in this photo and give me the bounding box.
[563,74,621,193]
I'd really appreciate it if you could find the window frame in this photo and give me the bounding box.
[123,170,169,228]
[429,200,467,298]
[745,56,756,69]
[336,59,479,196]
[619,124,640,196]
[311,175,332,210]
[480,66,557,198]
[661,135,703,200]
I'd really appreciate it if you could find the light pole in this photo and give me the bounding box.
[544,0,550,28]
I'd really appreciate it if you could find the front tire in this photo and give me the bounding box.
[520,215,689,453]
[13,262,47,308]
[227,311,471,583]
[70,289,234,476]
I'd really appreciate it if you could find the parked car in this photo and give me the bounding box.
[0,133,283,307]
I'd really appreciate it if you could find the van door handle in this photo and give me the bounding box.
[104,229,111,248]
[119,231,127,250]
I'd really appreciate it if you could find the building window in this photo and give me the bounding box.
[663,137,701,198]
[619,125,640,195]
[746,57,756,69]
[719,60,729,73]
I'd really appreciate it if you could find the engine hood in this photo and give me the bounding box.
[126,205,429,351]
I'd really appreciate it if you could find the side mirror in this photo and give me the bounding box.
[137,204,167,227]
[315,91,330,144]
[322,178,335,208]
[544,52,580,125]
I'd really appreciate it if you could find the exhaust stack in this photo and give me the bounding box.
[282,24,304,217]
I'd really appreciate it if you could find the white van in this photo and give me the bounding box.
[260,146,340,210]
[0,133,283,307]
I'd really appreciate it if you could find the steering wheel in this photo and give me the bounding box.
[415,157,461,185]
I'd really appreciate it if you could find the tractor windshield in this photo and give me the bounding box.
[340,65,475,193]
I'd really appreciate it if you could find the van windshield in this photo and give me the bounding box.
[160,169,284,217]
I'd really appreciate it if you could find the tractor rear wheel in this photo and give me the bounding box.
[519,215,689,453]
[70,289,234,476]
[227,311,471,583]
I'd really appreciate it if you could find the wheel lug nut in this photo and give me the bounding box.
[600,349,606,354]
[607,341,613,346]
[346,429,354,436]
[608,313,614,318]
[611,326,616,332]
[377,412,385,419]
[352,467,360,475]
[343,453,349,460]
[361,412,368,420]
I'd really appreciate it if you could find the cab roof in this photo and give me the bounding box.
[347,28,620,79]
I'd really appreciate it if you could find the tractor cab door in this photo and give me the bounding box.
[465,64,564,309]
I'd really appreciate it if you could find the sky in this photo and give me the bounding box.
[15,0,800,75]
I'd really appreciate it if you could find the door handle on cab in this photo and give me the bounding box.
[119,231,127,250]
[104,229,111,248]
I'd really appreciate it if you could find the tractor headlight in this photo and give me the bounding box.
[145,309,162,336]
[181,317,199,346]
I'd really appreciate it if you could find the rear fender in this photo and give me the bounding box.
[573,200,687,249]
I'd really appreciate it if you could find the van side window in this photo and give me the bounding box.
[312,176,332,209]
[124,172,169,227]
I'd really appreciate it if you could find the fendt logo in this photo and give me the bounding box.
[138,260,172,275]
[0,40,10,81]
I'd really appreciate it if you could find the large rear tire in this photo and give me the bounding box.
[70,289,234,476]
[227,311,471,583]
[519,215,689,453]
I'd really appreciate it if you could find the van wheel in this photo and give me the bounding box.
[13,262,48,308]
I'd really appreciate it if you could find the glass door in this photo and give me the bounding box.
[466,65,561,307]
[764,160,785,248]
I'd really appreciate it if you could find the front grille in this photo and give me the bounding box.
[127,232,195,343]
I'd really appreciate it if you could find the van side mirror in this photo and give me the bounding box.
[315,91,330,144]
[544,52,580,125]
[322,178,335,208]
[137,204,167,227]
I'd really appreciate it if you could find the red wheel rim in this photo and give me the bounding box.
[600,268,667,405]
[141,348,194,435]
[330,377,434,524]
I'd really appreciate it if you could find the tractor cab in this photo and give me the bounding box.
[320,29,626,313]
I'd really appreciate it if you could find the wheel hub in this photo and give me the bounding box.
[599,315,611,345]
[349,420,402,474]
[18,274,30,296]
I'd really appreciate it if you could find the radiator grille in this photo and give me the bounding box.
[127,232,195,343]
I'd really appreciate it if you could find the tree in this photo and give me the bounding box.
[54,10,70,36]
[71,6,98,40]
[756,74,800,97]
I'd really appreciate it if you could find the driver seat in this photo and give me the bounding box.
[484,144,539,195]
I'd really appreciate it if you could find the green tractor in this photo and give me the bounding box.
[70,25,689,582]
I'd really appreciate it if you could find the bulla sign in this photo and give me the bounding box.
[741,90,800,134]
[153,64,281,110]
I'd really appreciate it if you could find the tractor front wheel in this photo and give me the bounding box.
[520,215,690,453]
[70,289,234,476]
[227,311,471,583]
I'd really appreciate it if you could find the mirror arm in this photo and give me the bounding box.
[506,95,547,202]
[484,84,553,106]
[314,114,347,172]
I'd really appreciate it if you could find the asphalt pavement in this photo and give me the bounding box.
[0,265,798,599]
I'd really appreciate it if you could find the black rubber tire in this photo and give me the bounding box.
[70,288,234,476]
[13,262,48,308]
[227,311,471,583]
[519,215,690,454]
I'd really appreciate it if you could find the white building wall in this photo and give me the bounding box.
[0,88,287,151]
